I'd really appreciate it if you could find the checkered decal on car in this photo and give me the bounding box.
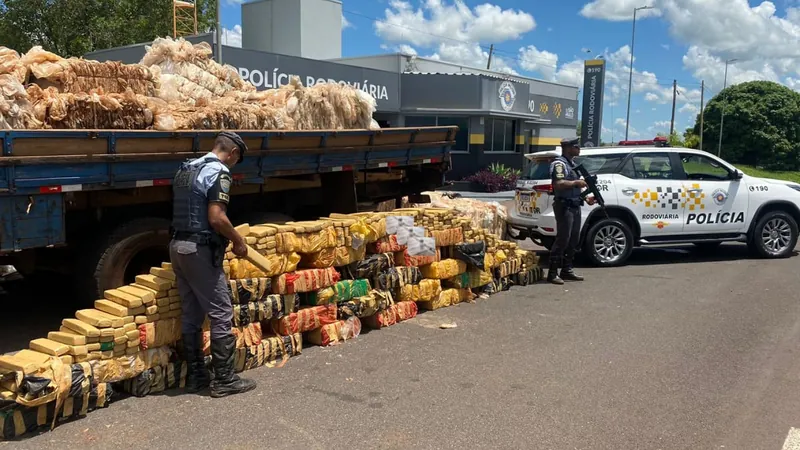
[631,184,706,210]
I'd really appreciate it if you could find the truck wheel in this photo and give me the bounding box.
[76,218,171,304]
[748,211,798,259]
[582,218,634,267]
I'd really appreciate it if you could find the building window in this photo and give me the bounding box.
[406,116,469,152]
[484,118,516,152]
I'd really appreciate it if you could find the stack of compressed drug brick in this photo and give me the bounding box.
[511,249,543,286]
[0,203,547,440]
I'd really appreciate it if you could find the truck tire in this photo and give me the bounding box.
[582,218,634,267]
[747,210,798,259]
[76,217,171,305]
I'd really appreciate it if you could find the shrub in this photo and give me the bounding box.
[464,168,519,193]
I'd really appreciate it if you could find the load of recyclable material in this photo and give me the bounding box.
[23,46,157,96]
[0,199,547,439]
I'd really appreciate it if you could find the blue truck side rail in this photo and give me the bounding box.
[0,126,456,253]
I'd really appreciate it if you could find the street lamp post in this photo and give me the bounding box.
[717,58,737,156]
[625,5,653,141]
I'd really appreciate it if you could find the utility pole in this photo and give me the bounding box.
[670,79,677,136]
[216,0,223,64]
[717,59,737,156]
[625,5,654,141]
[486,44,494,70]
[699,80,704,150]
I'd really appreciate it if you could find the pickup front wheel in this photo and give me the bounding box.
[583,218,634,267]
[748,211,798,258]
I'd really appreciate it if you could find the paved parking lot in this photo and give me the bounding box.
[3,242,800,449]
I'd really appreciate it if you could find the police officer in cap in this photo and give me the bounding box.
[169,131,256,398]
[547,137,596,285]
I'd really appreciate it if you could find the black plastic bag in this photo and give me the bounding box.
[454,241,486,270]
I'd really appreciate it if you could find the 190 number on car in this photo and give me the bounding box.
[749,185,769,192]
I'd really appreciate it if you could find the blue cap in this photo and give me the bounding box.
[561,137,580,147]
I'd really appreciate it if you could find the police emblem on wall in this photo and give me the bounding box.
[712,188,728,205]
[499,81,516,112]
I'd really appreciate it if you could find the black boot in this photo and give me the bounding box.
[547,261,564,285]
[210,334,256,398]
[560,267,584,282]
[182,332,210,393]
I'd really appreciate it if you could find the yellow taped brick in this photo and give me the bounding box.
[99,335,114,343]
[169,302,181,311]
[126,347,139,356]
[114,336,127,345]
[149,267,176,281]
[146,314,160,323]
[126,340,139,349]
[103,289,144,308]
[134,316,147,325]
[75,309,121,328]
[116,285,156,304]
[61,319,100,338]
[29,338,69,356]
[161,262,173,270]
[69,345,88,356]
[87,343,100,352]
[146,305,158,315]
[113,328,125,338]
[123,323,136,333]
[125,330,140,340]
[168,296,181,304]
[47,331,86,346]
[168,289,179,297]
[94,299,130,317]
[135,275,171,292]
[59,355,73,365]
[157,298,170,308]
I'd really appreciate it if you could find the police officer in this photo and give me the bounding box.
[169,131,256,398]
[547,137,596,285]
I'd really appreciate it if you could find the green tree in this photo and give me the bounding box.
[576,120,581,137]
[692,80,800,170]
[683,127,700,149]
[0,0,217,57]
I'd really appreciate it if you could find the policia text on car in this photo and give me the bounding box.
[547,137,597,285]
[169,131,257,398]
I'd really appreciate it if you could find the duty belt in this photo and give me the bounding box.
[554,197,582,207]
[172,231,213,245]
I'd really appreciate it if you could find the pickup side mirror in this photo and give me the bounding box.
[732,170,743,180]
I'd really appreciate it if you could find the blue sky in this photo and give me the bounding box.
[220,0,800,143]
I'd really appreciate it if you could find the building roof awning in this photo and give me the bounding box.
[403,71,530,84]
[401,107,551,123]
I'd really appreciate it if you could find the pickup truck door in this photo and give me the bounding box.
[678,153,749,234]
[615,152,686,237]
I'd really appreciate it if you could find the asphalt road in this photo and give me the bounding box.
[3,242,800,449]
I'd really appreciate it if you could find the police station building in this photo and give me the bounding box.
[86,0,579,181]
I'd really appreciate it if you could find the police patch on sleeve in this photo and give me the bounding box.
[208,173,232,204]
[552,162,566,180]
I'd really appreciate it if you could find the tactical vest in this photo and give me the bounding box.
[171,157,218,234]
[552,155,582,200]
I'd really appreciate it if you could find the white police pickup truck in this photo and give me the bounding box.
[507,146,800,266]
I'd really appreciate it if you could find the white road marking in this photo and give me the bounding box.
[782,427,800,450]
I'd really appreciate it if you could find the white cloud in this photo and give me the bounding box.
[615,118,627,127]
[644,92,660,102]
[661,44,670,50]
[649,120,672,132]
[518,45,558,80]
[375,0,535,47]
[225,0,244,4]
[374,0,533,73]
[221,25,242,48]
[580,0,661,21]
[582,0,800,93]
[679,103,698,114]
[342,15,353,30]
